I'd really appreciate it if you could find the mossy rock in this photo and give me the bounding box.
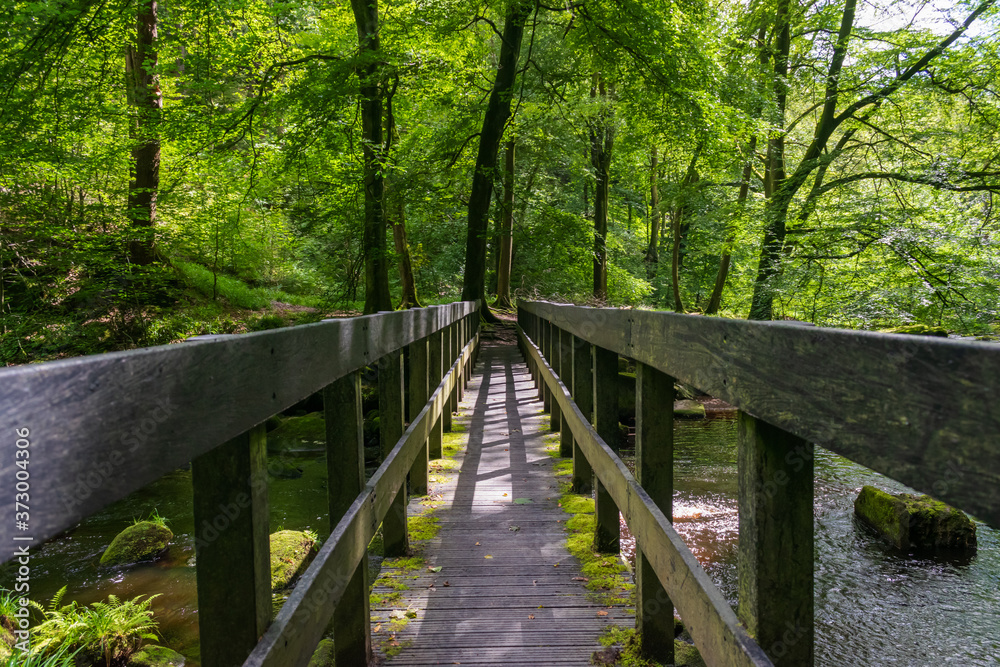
[882,324,949,337]
[854,485,976,551]
[271,530,318,591]
[307,638,336,667]
[129,645,186,667]
[100,521,173,566]
[268,412,326,453]
[674,399,706,419]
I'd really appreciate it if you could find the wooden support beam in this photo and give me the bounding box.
[192,424,270,667]
[428,329,444,459]
[636,363,675,664]
[549,321,562,431]
[454,321,464,403]
[571,336,594,495]
[559,328,573,458]
[738,412,814,665]
[443,324,453,432]
[325,373,371,666]
[593,345,619,553]
[408,338,429,495]
[380,350,408,556]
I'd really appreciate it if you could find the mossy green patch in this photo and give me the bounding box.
[267,412,325,452]
[100,521,173,566]
[553,459,573,477]
[557,482,633,606]
[270,530,318,590]
[598,626,705,667]
[408,513,440,542]
[306,638,335,667]
[130,645,186,667]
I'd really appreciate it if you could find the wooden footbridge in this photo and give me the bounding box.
[2,301,998,666]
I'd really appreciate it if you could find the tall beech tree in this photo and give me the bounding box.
[461,0,533,317]
[352,0,393,314]
[747,0,999,320]
[589,72,615,301]
[494,139,516,310]
[126,0,161,266]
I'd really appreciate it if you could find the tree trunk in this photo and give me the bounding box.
[389,190,421,309]
[494,139,515,310]
[351,0,392,314]
[590,72,615,302]
[706,135,757,314]
[461,0,532,319]
[670,150,700,312]
[125,0,161,266]
[644,145,659,279]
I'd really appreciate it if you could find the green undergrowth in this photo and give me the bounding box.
[558,480,634,606]
[598,626,705,667]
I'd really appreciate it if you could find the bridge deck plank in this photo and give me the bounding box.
[371,343,632,666]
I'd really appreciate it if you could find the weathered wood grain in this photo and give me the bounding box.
[0,303,478,557]
[519,325,773,667]
[521,301,1000,529]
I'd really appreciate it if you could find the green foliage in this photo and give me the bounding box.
[31,588,159,667]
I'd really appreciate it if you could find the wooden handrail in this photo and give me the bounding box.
[520,301,1000,529]
[0,302,479,557]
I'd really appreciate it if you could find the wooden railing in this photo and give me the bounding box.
[0,302,481,667]
[517,300,1000,666]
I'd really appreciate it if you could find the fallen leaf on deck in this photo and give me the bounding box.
[389,610,406,620]
[553,562,559,567]
[597,610,608,616]
[405,609,418,618]
[475,542,480,546]
[532,580,537,585]
[443,581,450,586]
[484,554,493,559]
[502,493,508,496]
[572,577,588,581]
[528,614,535,619]
[428,566,443,572]
[374,624,381,633]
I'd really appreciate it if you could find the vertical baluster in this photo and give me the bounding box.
[571,336,594,494]
[455,320,465,404]
[428,327,444,459]
[380,349,408,556]
[559,328,573,457]
[443,321,453,433]
[192,424,270,666]
[738,412,814,665]
[593,345,620,553]
[541,319,551,411]
[326,372,371,664]
[549,322,562,432]
[635,363,675,662]
[409,337,429,495]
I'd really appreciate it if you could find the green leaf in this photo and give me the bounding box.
[513,498,533,504]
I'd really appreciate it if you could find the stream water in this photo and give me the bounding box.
[3,419,999,666]
[668,417,1000,666]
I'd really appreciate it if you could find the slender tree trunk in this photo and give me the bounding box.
[388,188,421,309]
[644,146,659,279]
[670,150,700,312]
[590,72,615,301]
[706,136,757,314]
[461,0,532,319]
[494,139,515,310]
[352,0,392,314]
[126,0,161,266]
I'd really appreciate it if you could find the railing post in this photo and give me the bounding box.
[408,337,429,495]
[549,322,563,433]
[571,336,594,494]
[559,328,573,457]
[738,412,814,665]
[540,319,550,410]
[428,327,444,459]
[635,363,675,663]
[593,345,620,553]
[443,321,453,433]
[454,320,465,404]
[380,349,409,556]
[191,423,270,667]
[325,372,371,665]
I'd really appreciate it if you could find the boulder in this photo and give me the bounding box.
[100,521,173,566]
[270,530,318,591]
[267,412,326,453]
[130,645,186,667]
[854,485,976,551]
